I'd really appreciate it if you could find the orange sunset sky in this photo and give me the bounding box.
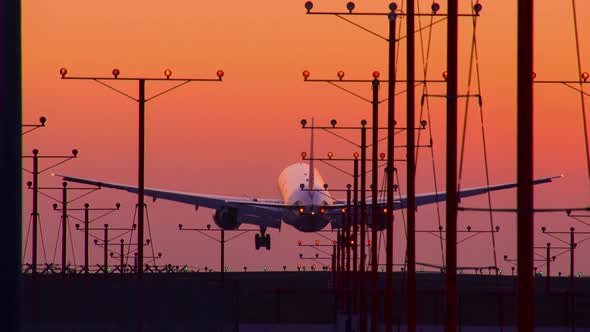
[21,1,590,274]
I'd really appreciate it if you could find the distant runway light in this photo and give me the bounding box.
[473,3,482,13]
[112,68,120,79]
[59,67,68,78]
[303,70,310,80]
[431,2,440,13]
[164,68,172,79]
[346,2,355,13]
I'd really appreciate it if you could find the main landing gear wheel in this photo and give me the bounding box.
[254,229,271,250]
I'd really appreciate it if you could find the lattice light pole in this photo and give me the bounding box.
[59,67,224,277]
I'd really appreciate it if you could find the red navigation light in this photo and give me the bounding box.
[582,72,589,82]
[320,207,326,214]
[311,264,316,270]
[112,68,120,78]
[315,239,320,245]
[216,70,224,79]
[297,264,302,271]
[299,207,304,214]
[164,68,172,79]
[303,70,310,80]
[59,67,68,78]
[337,70,345,80]
[327,151,334,159]
[442,70,448,81]
[379,152,386,160]
[372,71,380,78]
[298,240,302,246]
[301,151,307,159]
[353,152,359,159]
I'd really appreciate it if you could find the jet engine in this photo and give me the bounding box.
[213,206,240,230]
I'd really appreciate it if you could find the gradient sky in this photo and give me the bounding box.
[22,1,590,275]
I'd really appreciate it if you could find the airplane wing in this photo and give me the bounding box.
[329,175,561,209]
[55,174,292,229]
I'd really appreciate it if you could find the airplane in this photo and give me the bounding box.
[56,123,560,250]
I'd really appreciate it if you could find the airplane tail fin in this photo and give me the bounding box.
[309,117,315,191]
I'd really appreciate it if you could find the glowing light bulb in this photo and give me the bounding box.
[302,70,310,80]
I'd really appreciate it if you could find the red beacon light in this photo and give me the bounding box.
[301,151,307,159]
[327,151,334,159]
[442,70,448,81]
[337,70,345,80]
[59,67,68,78]
[379,152,386,160]
[320,207,326,214]
[112,68,120,78]
[582,72,589,83]
[164,68,172,79]
[353,152,359,159]
[333,240,337,245]
[368,239,372,246]
[315,239,320,246]
[216,70,224,80]
[303,70,310,80]
[372,71,380,78]
[350,239,355,246]
[298,240,302,246]
[297,264,302,271]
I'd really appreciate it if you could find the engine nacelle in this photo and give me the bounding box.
[213,207,240,230]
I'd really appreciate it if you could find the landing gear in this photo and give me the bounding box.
[255,227,271,250]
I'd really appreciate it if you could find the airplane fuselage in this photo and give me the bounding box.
[277,163,334,232]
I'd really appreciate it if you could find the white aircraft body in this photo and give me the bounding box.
[57,126,560,250]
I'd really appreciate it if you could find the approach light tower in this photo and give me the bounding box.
[60,68,224,277]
